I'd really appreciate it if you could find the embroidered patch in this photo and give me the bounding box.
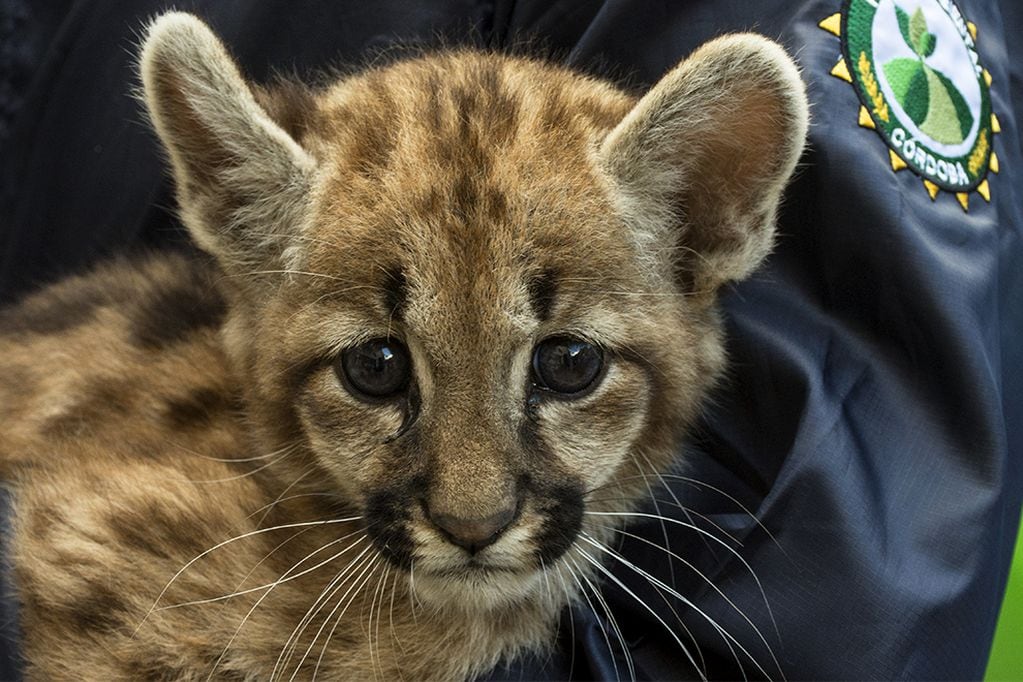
[821,0,1001,211]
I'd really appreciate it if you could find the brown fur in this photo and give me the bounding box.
[0,13,808,680]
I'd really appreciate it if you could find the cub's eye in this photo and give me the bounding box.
[532,337,604,395]
[337,339,411,399]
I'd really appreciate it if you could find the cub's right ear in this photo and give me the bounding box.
[140,13,316,267]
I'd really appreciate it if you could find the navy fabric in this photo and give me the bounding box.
[1,1,1020,680]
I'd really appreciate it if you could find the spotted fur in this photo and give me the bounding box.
[0,12,808,680]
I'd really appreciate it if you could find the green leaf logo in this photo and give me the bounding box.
[826,0,997,201]
[884,4,973,144]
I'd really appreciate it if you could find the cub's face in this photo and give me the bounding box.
[271,80,715,606]
[141,16,807,609]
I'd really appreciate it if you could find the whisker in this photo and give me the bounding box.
[538,557,555,607]
[585,510,778,638]
[408,560,424,612]
[580,537,748,680]
[274,546,373,680]
[387,568,407,659]
[228,527,312,594]
[171,445,287,464]
[242,269,356,283]
[580,536,778,681]
[635,453,677,587]
[302,555,380,681]
[591,525,782,679]
[582,521,708,676]
[206,533,368,680]
[163,532,367,610]
[619,472,784,554]
[552,565,577,681]
[282,552,374,674]
[250,468,316,527]
[372,565,391,680]
[574,545,707,682]
[249,492,337,523]
[187,443,300,484]
[134,516,363,638]
[534,558,560,677]
[563,557,621,682]
[360,561,387,681]
[569,555,635,681]
[583,493,744,547]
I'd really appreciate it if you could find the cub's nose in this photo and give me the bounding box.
[426,504,517,554]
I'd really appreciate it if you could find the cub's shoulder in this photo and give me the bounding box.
[0,252,239,476]
[0,251,225,347]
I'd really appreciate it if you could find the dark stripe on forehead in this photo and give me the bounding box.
[343,74,398,177]
[383,265,408,320]
[424,73,445,132]
[476,62,520,146]
[526,267,558,322]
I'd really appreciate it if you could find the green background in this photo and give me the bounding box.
[987,509,1023,680]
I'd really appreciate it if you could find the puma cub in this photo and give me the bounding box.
[0,12,807,680]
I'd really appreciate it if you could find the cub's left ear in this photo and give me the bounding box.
[599,34,809,296]
[140,12,316,268]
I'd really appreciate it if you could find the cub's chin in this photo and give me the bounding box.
[404,523,561,612]
[412,562,548,612]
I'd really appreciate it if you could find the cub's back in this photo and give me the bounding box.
[0,253,235,476]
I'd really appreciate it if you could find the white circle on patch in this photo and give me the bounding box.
[871,0,981,157]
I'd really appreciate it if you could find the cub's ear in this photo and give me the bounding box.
[140,12,316,267]
[599,34,808,297]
